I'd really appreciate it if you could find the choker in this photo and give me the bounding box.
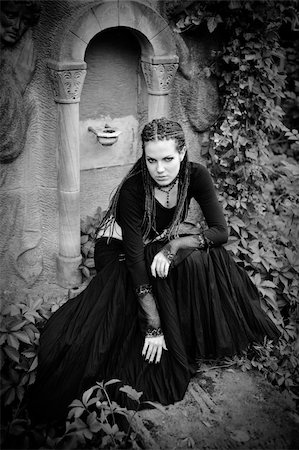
[155,175,178,207]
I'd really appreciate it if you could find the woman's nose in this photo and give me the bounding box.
[156,162,165,173]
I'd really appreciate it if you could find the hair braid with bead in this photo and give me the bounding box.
[97,118,191,241]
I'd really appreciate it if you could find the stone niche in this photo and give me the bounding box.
[47,0,179,288]
[79,27,148,218]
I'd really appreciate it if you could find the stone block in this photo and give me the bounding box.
[58,190,81,257]
[119,1,176,55]
[70,9,102,45]
[92,1,119,31]
[148,94,169,120]
[57,254,82,288]
[150,26,177,56]
[59,30,87,62]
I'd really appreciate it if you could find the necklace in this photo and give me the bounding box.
[155,175,178,208]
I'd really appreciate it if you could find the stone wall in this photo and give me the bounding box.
[0,0,220,295]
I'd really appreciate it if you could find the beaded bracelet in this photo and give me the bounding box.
[161,247,175,263]
[196,234,206,249]
[135,284,152,298]
[145,327,163,338]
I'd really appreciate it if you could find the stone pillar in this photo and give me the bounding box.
[141,56,179,120]
[48,60,87,288]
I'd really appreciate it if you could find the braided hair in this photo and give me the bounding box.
[97,117,191,241]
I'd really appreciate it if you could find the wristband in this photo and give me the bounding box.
[135,284,152,299]
[145,327,163,338]
[161,247,175,263]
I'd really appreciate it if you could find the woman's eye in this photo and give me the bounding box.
[164,157,173,162]
[147,158,155,164]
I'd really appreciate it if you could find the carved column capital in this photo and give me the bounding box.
[141,61,179,95]
[47,60,87,104]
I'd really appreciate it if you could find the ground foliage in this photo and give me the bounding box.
[0,293,160,449]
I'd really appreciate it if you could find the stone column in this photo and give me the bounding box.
[48,60,87,288]
[141,56,179,120]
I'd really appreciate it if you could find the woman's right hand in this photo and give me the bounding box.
[150,251,171,278]
[142,335,167,363]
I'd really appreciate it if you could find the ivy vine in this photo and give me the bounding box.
[173,0,299,326]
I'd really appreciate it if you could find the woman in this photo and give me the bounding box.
[29,118,279,421]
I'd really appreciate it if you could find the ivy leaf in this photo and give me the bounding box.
[84,258,95,269]
[86,397,98,407]
[260,280,276,288]
[285,248,299,266]
[68,406,85,419]
[1,304,21,316]
[82,387,95,406]
[10,320,28,332]
[28,356,38,372]
[87,411,102,433]
[207,16,218,33]
[119,385,143,402]
[69,399,84,408]
[81,235,89,244]
[13,331,32,345]
[4,346,20,363]
[5,388,16,406]
[8,419,28,436]
[7,334,20,350]
[104,378,121,387]
[81,266,90,278]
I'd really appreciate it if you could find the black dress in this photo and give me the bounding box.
[28,163,279,421]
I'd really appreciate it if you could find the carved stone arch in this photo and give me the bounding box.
[58,0,177,62]
[47,0,179,288]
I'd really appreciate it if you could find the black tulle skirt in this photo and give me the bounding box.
[28,238,279,421]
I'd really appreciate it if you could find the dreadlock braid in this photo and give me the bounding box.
[97,117,191,241]
[141,117,190,240]
[95,159,142,238]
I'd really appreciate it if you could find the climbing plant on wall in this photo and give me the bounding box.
[173,0,299,326]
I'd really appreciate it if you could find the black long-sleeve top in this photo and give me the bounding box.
[116,162,228,288]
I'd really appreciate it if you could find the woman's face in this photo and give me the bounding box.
[144,138,185,186]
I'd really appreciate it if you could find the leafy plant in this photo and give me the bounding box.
[173,0,299,324]
[0,292,67,448]
[46,380,164,449]
[172,0,299,405]
[1,293,163,449]
[222,325,299,403]
[0,293,67,409]
[80,206,106,281]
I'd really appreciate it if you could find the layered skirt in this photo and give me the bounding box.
[28,238,279,421]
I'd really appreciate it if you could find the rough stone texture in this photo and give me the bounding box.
[173,30,220,133]
[0,79,44,291]
[0,57,26,163]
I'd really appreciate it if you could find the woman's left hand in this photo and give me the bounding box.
[142,335,167,363]
[151,251,170,278]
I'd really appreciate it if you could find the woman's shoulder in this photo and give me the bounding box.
[189,161,211,183]
[120,171,144,199]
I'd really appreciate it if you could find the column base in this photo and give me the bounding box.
[56,254,82,288]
